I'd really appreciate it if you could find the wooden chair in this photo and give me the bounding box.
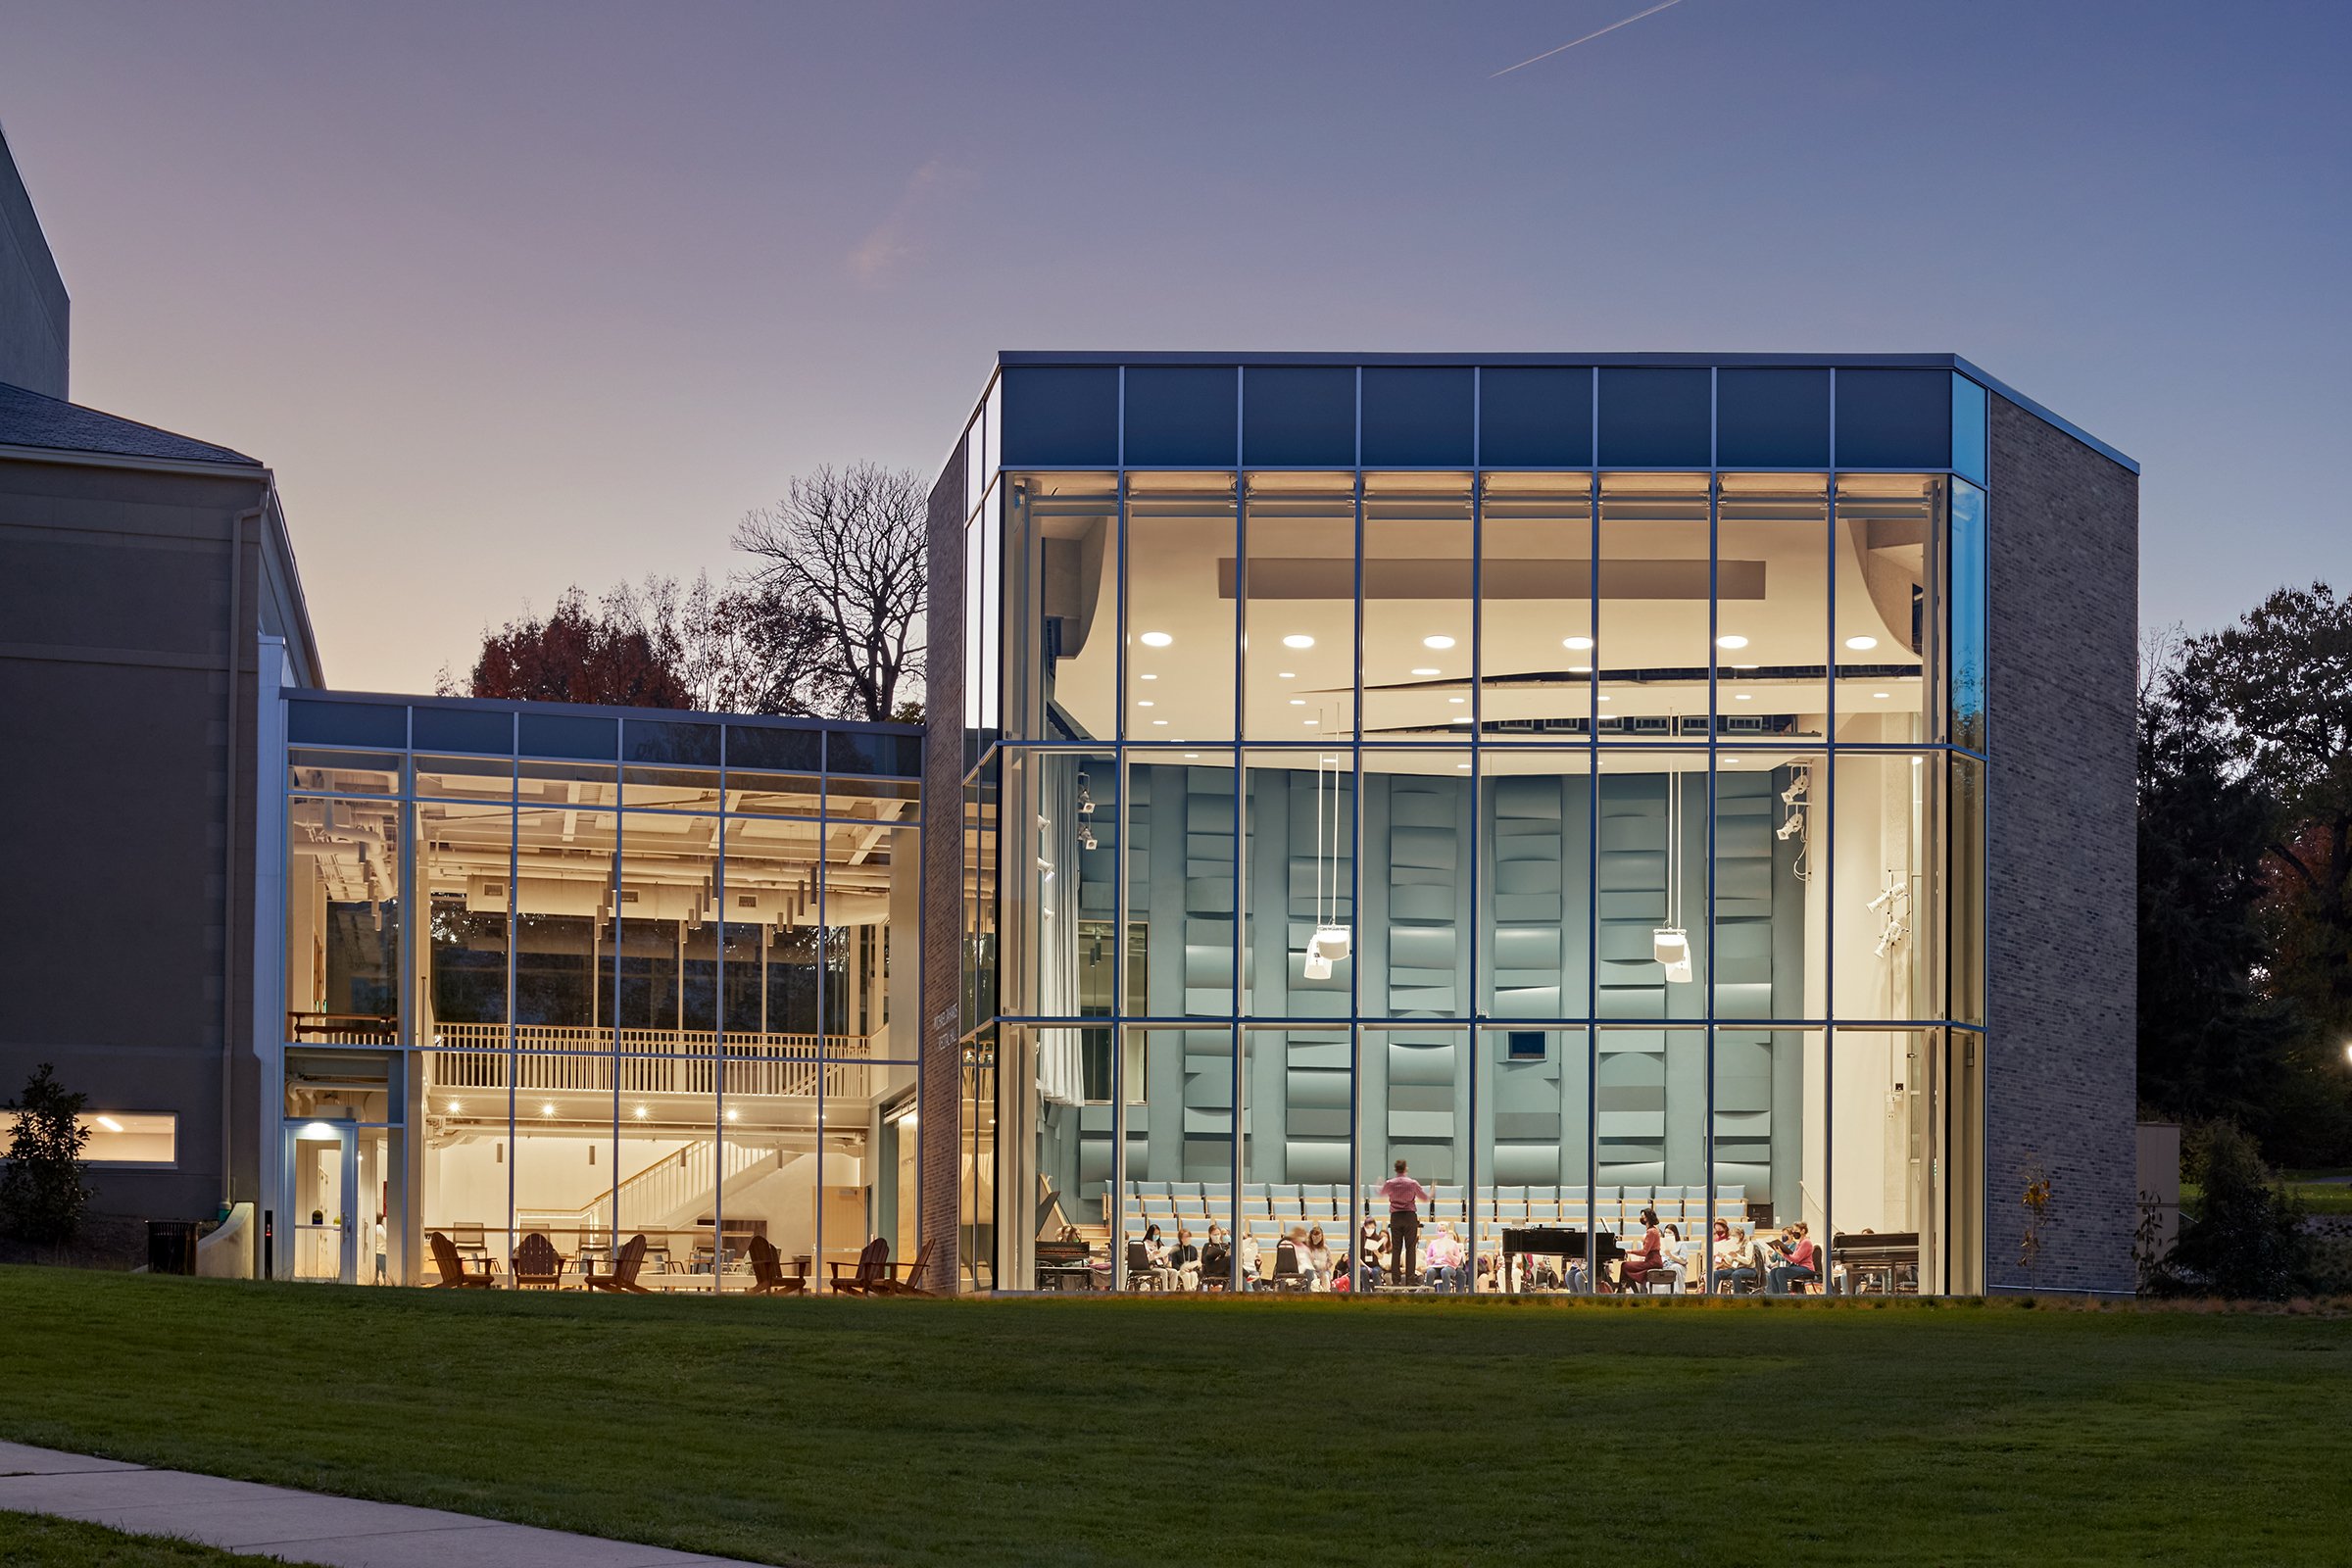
[871,1237,938,1297]
[827,1236,889,1295]
[428,1231,493,1289]
[584,1233,651,1294]
[514,1232,563,1290]
[747,1235,808,1296]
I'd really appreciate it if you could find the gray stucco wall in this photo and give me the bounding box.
[1984,393,2140,1293]
[916,439,967,1293]
[0,454,302,1221]
[0,122,69,400]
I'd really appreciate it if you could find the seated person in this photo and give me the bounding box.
[1707,1219,1759,1293]
[1766,1221,1819,1295]
[1358,1218,1389,1289]
[1141,1222,1180,1292]
[1422,1223,1469,1291]
[1169,1226,1202,1291]
[1199,1224,1232,1289]
[1277,1224,1313,1287]
[1302,1224,1336,1290]
[1612,1206,1665,1292]
[1238,1230,1265,1290]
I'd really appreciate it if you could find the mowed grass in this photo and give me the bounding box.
[0,1513,249,1567]
[1,1270,2347,1567]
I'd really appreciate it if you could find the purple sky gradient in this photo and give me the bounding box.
[1,1,2344,693]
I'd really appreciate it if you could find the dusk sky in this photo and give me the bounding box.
[1,1,2344,694]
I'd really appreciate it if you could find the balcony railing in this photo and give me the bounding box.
[423,1022,872,1100]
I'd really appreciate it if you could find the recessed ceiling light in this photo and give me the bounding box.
[1283,634,1315,649]
[1137,700,1154,708]
[1845,635,1879,651]
[1448,697,1466,705]
[540,1102,555,1116]
[725,1107,738,1122]
[1716,634,1749,650]
[1734,663,1759,670]
[1152,718,1169,726]
[1734,694,1752,702]
[1597,695,1612,703]
[1873,691,1890,700]
[1411,667,1441,676]
[1279,671,1297,679]
[1303,718,1320,726]
[1289,698,1305,706]
[1140,631,1173,648]
[1184,753,1199,760]
[95,1115,122,1133]
[1423,635,1456,650]
[633,1105,649,1119]
[1563,636,1594,651]
[1456,762,1471,770]
[1725,758,1740,764]
[1569,664,1592,674]
[447,1101,463,1115]
[1141,672,1157,681]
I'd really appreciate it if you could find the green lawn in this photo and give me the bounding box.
[0,1512,247,1567]
[1,1270,2347,1567]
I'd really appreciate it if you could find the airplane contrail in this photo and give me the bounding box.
[1492,0,1689,77]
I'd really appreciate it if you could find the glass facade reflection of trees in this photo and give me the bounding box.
[279,707,922,1291]
[963,362,1990,1298]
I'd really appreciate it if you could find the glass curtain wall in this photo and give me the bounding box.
[279,706,921,1291]
[968,362,1987,1297]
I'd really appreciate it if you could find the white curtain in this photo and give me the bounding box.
[1036,756,1085,1106]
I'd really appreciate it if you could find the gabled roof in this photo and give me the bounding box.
[0,378,259,467]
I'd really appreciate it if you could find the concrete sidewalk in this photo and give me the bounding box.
[0,1441,752,1566]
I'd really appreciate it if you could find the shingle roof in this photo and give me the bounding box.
[0,379,260,466]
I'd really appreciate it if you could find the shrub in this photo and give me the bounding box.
[0,1063,95,1246]
[2157,1121,2310,1299]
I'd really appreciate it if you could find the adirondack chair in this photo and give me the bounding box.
[514,1231,563,1290]
[747,1234,808,1296]
[428,1231,493,1289]
[584,1233,651,1294]
[827,1236,889,1295]
[871,1237,939,1298]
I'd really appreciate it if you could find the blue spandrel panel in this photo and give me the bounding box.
[411,705,513,755]
[1597,368,1710,467]
[1836,368,1951,469]
[287,699,407,750]
[1360,366,1473,466]
[1124,366,1238,466]
[1716,368,1830,468]
[1243,366,1355,466]
[1479,367,1592,467]
[999,367,1119,466]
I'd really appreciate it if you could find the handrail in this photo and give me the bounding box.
[423,1024,873,1100]
[517,1135,777,1235]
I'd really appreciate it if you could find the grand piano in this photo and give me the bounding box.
[1832,1231,1920,1294]
[1499,1226,1621,1294]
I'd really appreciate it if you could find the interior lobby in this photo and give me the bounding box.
[268,694,924,1291]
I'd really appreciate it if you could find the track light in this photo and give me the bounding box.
[1776,813,1804,842]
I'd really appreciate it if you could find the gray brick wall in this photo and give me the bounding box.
[1984,394,2139,1293]
[916,442,967,1293]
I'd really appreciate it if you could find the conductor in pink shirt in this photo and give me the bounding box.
[1379,1158,1432,1286]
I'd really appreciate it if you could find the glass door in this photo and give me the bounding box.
[286,1120,358,1283]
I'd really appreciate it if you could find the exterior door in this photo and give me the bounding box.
[286,1121,358,1283]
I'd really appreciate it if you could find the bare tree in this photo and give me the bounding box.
[734,463,927,722]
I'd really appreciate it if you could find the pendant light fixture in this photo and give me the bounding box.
[1653,764,1691,983]
[1303,749,1351,980]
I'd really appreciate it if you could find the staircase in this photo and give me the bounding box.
[518,1137,780,1236]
